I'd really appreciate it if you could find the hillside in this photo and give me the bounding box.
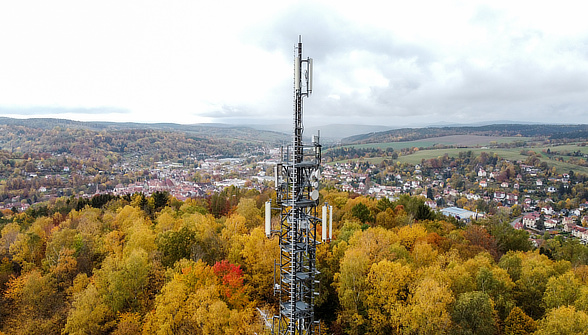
[0,117,289,147]
[342,124,588,144]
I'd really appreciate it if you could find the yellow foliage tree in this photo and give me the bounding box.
[396,223,427,251]
[237,227,279,303]
[348,226,399,262]
[154,207,182,234]
[535,305,588,335]
[365,259,413,334]
[411,242,438,269]
[63,283,114,335]
[336,247,370,335]
[0,221,20,254]
[404,277,454,335]
[115,205,150,232]
[236,198,262,229]
[143,260,263,335]
[9,217,53,269]
[543,271,581,310]
[504,306,537,335]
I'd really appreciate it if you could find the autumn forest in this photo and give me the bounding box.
[1,187,588,334]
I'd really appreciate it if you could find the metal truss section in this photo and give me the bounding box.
[271,36,321,335]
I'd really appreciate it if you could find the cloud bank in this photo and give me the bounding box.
[1,0,587,127]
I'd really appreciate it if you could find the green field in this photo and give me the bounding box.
[343,135,530,150]
[329,134,588,175]
[534,144,588,155]
[396,148,527,165]
[394,147,588,175]
[330,141,588,176]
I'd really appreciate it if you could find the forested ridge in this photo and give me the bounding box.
[0,117,288,147]
[1,189,588,334]
[342,124,588,145]
[0,124,262,159]
[0,121,280,207]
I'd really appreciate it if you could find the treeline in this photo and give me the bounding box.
[0,125,251,160]
[1,190,588,333]
[342,124,588,145]
[550,130,588,140]
[0,121,274,206]
[0,117,287,152]
[324,147,397,162]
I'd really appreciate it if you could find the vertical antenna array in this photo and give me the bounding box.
[270,35,321,335]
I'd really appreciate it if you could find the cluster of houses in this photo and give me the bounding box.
[320,159,588,244]
[519,206,588,243]
[10,147,588,247]
[111,159,269,201]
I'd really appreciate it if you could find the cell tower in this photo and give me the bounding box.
[265,36,327,335]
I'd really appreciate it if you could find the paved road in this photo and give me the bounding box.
[510,217,521,228]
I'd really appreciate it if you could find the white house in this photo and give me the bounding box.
[494,191,506,200]
[541,205,554,215]
[545,218,558,229]
[522,212,540,228]
[572,226,588,242]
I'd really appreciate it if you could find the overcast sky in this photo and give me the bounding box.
[1,0,587,127]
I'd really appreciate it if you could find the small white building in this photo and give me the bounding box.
[522,212,540,228]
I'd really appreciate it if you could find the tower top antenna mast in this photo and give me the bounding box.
[269,35,321,335]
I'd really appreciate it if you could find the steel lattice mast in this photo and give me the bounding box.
[272,35,321,335]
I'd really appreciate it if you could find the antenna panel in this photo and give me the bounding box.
[310,189,319,201]
[265,201,271,237]
[308,58,313,93]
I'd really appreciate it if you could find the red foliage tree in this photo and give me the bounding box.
[213,260,245,306]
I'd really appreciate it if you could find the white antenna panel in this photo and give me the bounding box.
[274,165,279,188]
[265,201,271,237]
[322,205,327,242]
[308,58,313,93]
[329,205,333,240]
[310,189,319,201]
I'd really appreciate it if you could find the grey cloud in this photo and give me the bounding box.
[470,5,504,26]
[0,106,130,115]
[247,2,433,65]
[199,105,252,118]
[452,60,588,104]
[239,2,588,127]
[199,104,285,121]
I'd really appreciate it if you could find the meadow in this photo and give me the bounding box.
[344,135,529,150]
[333,135,588,175]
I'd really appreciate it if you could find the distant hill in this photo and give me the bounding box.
[305,124,394,142]
[245,123,394,142]
[5,117,585,148]
[0,117,396,146]
[0,117,289,146]
[341,124,588,144]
